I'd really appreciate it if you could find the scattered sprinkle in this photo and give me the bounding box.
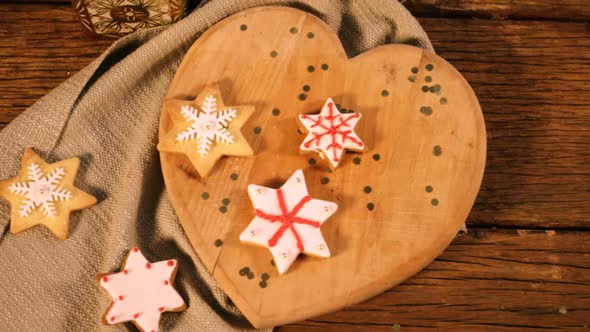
[303,85,310,92]
[420,106,433,116]
[230,173,238,181]
[320,177,329,185]
[219,206,228,213]
[408,75,416,82]
[425,185,433,193]
[381,89,390,97]
[440,97,448,104]
[367,203,375,211]
[422,85,429,92]
[353,157,361,165]
[272,108,280,116]
[321,64,329,71]
[254,127,262,134]
[289,27,298,34]
[239,267,249,276]
[259,281,268,288]
[240,24,247,31]
[214,239,223,247]
[270,50,278,58]
[426,64,434,71]
[307,32,315,39]
[222,198,231,206]
[373,153,381,161]
[364,186,372,194]
[247,272,255,279]
[308,158,317,166]
[307,65,315,72]
[261,273,270,280]
[411,67,419,74]
[425,76,432,82]
[431,198,439,206]
[201,192,210,200]
[433,145,442,156]
[299,93,307,101]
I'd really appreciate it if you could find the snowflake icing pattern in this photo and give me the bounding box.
[299,98,365,168]
[8,163,72,217]
[176,95,237,156]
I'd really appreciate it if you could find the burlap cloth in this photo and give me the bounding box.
[0,1,432,330]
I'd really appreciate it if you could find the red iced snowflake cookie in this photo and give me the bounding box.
[239,169,338,274]
[298,98,365,169]
[98,248,186,332]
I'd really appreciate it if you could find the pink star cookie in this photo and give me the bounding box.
[98,248,186,332]
[298,98,365,169]
[239,169,338,274]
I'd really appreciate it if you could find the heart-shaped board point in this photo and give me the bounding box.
[158,6,486,328]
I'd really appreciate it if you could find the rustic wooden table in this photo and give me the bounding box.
[1,1,589,331]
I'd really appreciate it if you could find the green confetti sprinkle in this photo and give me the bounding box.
[320,177,329,184]
[254,127,262,134]
[321,63,329,71]
[303,85,310,92]
[411,67,419,74]
[426,64,434,71]
[270,50,278,58]
[230,173,238,181]
[353,157,361,165]
[308,158,316,166]
[299,93,307,101]
[373,153,381,161]
[214,239,223,247]
[364,186,372,194]
[431,198,439,206]
[307,32,315,39]
[201,192,210,200]
[367,203,375,211]
[425,185,433,193]
[307,65,315,72]
[219,206,228,213]
[240,24,247,31]
[289,27,298,34]
[433,145,442,156]
[272,108,280,116]
[222,198,230,206]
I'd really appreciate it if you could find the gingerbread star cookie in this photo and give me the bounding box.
[157,84,254,177]
[239,169,338,274]
[298,97,365,169]
[98,248,186,332]
[0,148,97,240]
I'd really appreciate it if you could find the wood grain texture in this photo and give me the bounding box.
[280,228,590,331]
[158,7,485,327]
[0,3,112,127]
[1,4,588,229]
[417,18,590,229]
[1,2,590,331]
[403,0,590,21]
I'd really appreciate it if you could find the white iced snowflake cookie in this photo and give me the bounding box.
[0,148,97,240]
[157,84,254,177]
[98,248,186,332]
[298,98,365,169]
[239,169,338,274]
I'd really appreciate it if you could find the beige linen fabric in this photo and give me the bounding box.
[0,1,432,331]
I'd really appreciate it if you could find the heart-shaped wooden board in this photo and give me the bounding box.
[158,6,486,328]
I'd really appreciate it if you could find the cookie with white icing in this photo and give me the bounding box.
[157,84,254,177]
[298,97,365,169]
[239,169,338,274]
[0,148,97,239]
[98,248,186,332]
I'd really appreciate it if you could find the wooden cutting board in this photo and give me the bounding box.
[158,6,486,328]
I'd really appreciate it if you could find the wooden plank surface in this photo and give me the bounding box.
[1,3,588,228]
[279,228,590,331]
[1,1,589,331]
[403,0,590,21]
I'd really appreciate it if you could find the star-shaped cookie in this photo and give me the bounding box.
[0,148,97,240]
[98,248,186,332]
[298,98,365,169]
[157,84,254,177]
[239,169,338,274]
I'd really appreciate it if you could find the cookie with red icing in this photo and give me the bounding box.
[239,169,338,274]
[298,98,365,169]
[98,248,186,332]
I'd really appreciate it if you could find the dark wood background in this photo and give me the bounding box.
[0,0,589,331]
